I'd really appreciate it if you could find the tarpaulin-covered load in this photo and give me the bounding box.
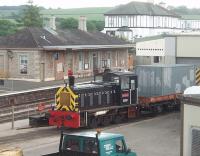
[136,64,195,97]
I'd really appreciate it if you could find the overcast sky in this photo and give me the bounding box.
[0,0,199,9]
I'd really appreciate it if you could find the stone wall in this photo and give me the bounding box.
[0,50,40,81]
[0,48,130,81]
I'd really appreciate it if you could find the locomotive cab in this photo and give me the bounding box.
[102,71,138,105]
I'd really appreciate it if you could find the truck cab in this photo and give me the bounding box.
[44,131,137,156]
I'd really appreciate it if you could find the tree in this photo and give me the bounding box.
[20,2,42,27]
[0,20,17,36]
[58,18,105,31]
[90,20,104,31]
[59,18,78,29]
[87,21,96,31]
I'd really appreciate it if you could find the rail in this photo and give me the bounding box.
[0,99,55,126]
[0,85,61,128]
[0,85,61,109]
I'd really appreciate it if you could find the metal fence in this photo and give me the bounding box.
[0,98,55,129]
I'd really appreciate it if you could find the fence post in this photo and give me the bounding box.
[11,105,14,129]
[27,105,29,118]
[9,98,15,130]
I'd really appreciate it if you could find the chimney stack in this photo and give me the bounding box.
[78,16,87,32]
[49,16,56,30]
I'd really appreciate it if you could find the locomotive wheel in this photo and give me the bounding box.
[101,116,111,126]
[88,117,98,129]
[113,115,122,124]
[156,105,163,113]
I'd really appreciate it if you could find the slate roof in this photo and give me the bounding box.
[56,29,129,45]
[0,27,66,48]
[0,27,129,49]
[105,1,180,18]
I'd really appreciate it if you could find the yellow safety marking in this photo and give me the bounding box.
[55,86,79,112]
[196,69,200,85]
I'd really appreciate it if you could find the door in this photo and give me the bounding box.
[40,63,45,81]
[115,139,126,156]
[0,55,4,76]
[129,76,138,104]
[93,53,98,74]
[120,76,130,105]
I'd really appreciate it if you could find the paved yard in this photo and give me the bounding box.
[0,113,180,156]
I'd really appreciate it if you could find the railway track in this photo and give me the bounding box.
[0,86,60,123]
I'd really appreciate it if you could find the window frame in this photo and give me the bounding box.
[19,54,28,75]
[83,138,98,154]
[115,139,126,153]
[153,56,160,63]
[63,136,81,152]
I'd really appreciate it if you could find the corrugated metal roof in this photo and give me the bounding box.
[135,33,200,43]
[105,1,180,18]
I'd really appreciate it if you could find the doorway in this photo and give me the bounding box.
[40,63,45,81]
[93,52,98,74]
[0,55,4,77]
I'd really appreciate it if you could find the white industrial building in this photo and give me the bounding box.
[103,1,200,41]
[135,33,200,68]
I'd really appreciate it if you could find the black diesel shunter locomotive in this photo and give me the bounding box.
[47,71,138,128]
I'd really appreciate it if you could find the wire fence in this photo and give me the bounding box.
[0,99,55,129]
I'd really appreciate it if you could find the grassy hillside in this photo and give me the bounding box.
[41,7,111,20]
[0,6,111,21]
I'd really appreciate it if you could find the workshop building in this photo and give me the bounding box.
[135,33,200,67]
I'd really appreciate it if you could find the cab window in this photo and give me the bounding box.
[64,138,80,152]
[115,139,125,153]
[121,77,129,90]
[83,139,98,154]
[131,79,135,90]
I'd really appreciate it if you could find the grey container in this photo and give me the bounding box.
[135,64,195,97]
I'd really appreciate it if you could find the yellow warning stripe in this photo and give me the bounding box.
[196,69,200,85]
[66,87,78,99]
[55,86,78,112]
